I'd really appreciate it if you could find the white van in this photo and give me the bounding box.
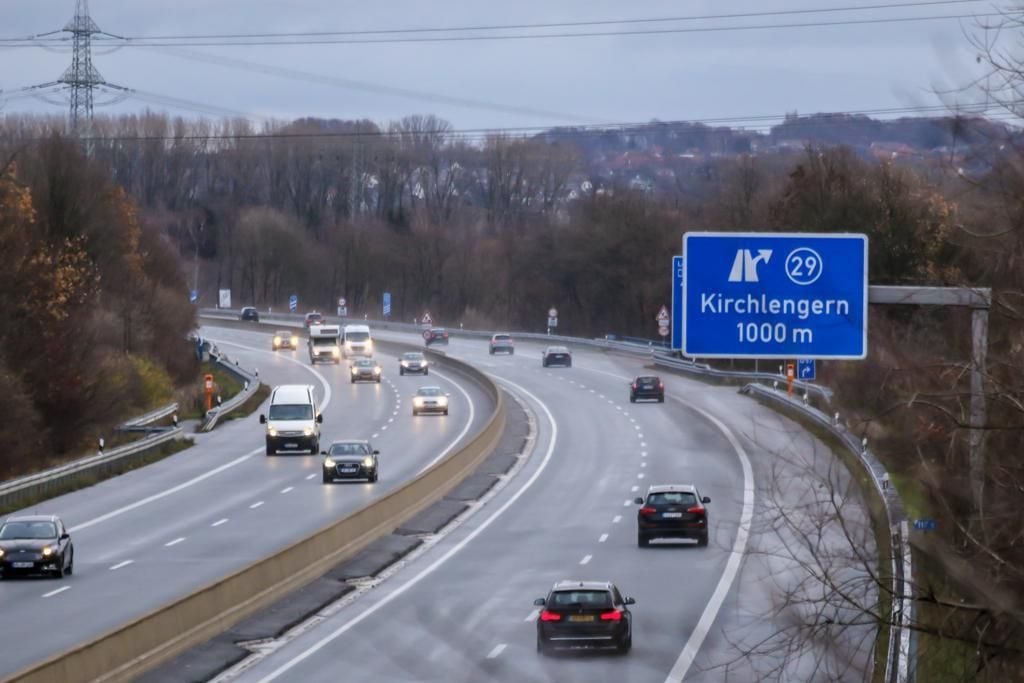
[308,324,341,364]
[259,384,322,455]
[342,324,373,358]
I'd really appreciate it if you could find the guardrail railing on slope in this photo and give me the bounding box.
[653,353,835,404]
[740,383,913,683]
[199,342,262,432]
[117,401,179,433]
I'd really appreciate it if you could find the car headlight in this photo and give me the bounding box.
[365,340,373,351]
[362,457,374,467]
[268,427,278,437]
[400,360,409,367]
[0,548,5,558]
[332,347,340,356]
[42,547,54,557]
[324,458,336,467]
[373,367,381,374]
[303,427,314,436]
[291,336,299,345]
[413,397,425,406]
[351,366,359,374]
[438,396,449,406]
[273,336,281,345]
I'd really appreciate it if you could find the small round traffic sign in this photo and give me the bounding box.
[548,308,558,318]
[339,297,346,307]
[658,326,670,337]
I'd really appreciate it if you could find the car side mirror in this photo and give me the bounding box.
[702,496,711,504]
[533,598,546,606]
[316,414,324,423]
[373,450,380,455]
[320,451,327,456]
[633,497,644,505]
[60,533,70,541]
[259,415,266,424]
[624,597,636,605]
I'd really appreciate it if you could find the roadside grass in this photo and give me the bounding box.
[178,362,244,420]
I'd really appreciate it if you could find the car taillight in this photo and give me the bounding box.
[687,505,705,515]
[539,610,562,622]
[632,382,638,389]
[639,506,656,516]
[600,610,623,622]
[658,382,664,390]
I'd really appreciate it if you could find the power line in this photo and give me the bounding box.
[0,9,1008,48]
[0,0,982,43]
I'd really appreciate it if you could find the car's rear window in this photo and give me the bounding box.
[637,376,659,383]
[648,491,697,506]
[493,335,511,341]
[550,590,613,608]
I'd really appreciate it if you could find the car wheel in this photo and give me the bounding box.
[376,378,381,383]
[698,531,709,547]
[66,548,73,575]
[322,472,330,484]
[489,349,494,355]
[351,378,356,384]
[370,471,378,483]
[444,409,449,416]
[412,409,418,416]
[400,368,405,376]
[510,349,514,355]
[637,533,650,548]
[630,395,636,403]
[53,557,65,579]
[658,395,665,403]
[536,633,548,655]
[424,368,429,375]
[618,633,632,654]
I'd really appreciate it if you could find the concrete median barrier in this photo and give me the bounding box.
[4,337,504,683]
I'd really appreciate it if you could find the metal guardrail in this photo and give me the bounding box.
[0,428,184,513]
[653,353,835,403]
[199,344,262,432]
[740,383,912,683]
[117,401,179,433]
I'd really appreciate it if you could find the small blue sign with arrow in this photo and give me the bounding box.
[797,359,815,381]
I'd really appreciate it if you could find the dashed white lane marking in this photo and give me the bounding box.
[250,501,265,509]
[599,394,605,399]
[607,400,614,404]
[623,411,629,416]
[590,389,596,393]
[109,560,133,570]
[641,451,648,457]
[388,418,394,423]
[382,425,389,431]
[641,442,648,448]
[623,499,632,506]
[392,411,398,416]
[639,433,645,440]
[629,418,636,423]
[42,586,70,598]
[525,609,539,622]
[638,473,645,479]
[580,554,592,565]
[641,462,647,468]
[306,474,317,480]
[211,518,229,527]
[633,425,640,430]
[372,433,379,439]
[613,515,622,523]
[165,537,186,547]
[281,486,294,494]
[631,485,639,492]
[599,533,609,543]
[487,644,507,659]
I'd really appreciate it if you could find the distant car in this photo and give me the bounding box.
[634,484,710,547]
[240,306,260,322]
[321,440,379,483]
[424,328,449,346]
[0,515,74,579]
[542,346,572,368]
[489,333,514,355]
[412,386,449,416]
[534,580,634,654]
[272,329,299,350]
[350,357,382,383]
[304,312,324,328]
[629,375,664,403]
[399,351,429,376]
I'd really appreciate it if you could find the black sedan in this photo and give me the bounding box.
[322,440,379,483]
[629,375,665,403]
[399,352,429,376]
[542,346,572,368]
[0,515,74,578]
[240,306,260,322]
[635,484,710,547]
[535,580,634,654]
[424,327,449,346]
[350,357,382,383]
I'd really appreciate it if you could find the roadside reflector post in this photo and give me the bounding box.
[785,363,796,396]
[204,373,215,412]
[98,437,104,453]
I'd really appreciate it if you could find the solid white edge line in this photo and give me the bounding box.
[525,609,539,622]
[415,367,477,474]
[254,375,558,683]
[573,363,755,682]
[486,643,507,659]
[42,586,70,598]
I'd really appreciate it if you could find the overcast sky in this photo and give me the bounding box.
[0,0,994,131]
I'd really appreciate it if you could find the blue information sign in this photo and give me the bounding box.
[797,359,816,381]
[288,294,298,312]
[683,232,867,359]
[189,290,198,303]
[671,256,683,350]
[913,519,937,531]
[382,292,392,317]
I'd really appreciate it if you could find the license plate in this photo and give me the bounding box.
[663,512,683,518]
[284,443,298,449]
[341,466,358,472]
[12,562,33,568]
[568,615,595,622]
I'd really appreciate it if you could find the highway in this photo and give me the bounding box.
[212,329,875,683]
[0,326,494,678]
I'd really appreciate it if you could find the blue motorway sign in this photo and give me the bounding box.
[797,359,816,381]
[683,232,867,359]
[288,294,298,312]
[189,289,198,303]
[913,519,937,532]
[382,292,392,317]
[671,256,683,350]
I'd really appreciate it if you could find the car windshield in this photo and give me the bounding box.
[550,590,613,609]
[648,491,697,506]
[0,521,57,540]
[403,353,423,361]
[268,404,312,420]
[494,335,511,341]
[312,338,336,346]
[355,359,373,367]
[347,331,370,342]
[307,315,322,322]
[329,443,369,456]
[417,387,442,397]
[275,331,291,337]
